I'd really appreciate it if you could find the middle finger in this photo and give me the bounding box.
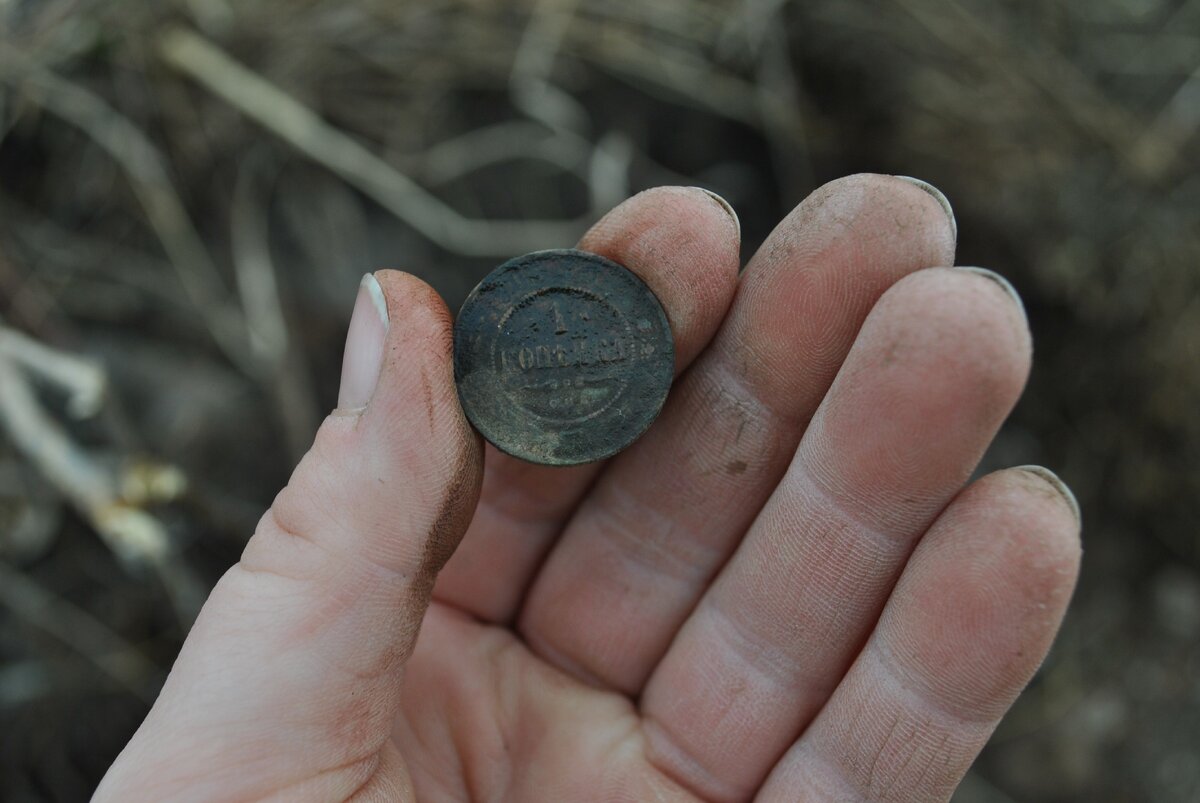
[517,175,956,691]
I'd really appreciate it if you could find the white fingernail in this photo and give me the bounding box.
[1016,465,1082,526]
[337,273,389,411]
[894,175,957,243]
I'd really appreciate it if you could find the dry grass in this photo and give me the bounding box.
[1,0,1197,799]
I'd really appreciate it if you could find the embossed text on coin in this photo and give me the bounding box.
[453,249,674,465]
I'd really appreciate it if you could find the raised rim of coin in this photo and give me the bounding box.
[453,249,674,466]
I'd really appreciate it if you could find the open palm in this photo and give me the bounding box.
[97,176,1079,802]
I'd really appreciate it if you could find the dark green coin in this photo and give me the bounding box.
[453,249,675,466]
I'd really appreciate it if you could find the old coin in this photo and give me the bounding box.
[453,248,674,466]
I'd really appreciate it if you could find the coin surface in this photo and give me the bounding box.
[453,249,674,466]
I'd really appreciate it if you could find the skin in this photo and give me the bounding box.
[95,175,1081,802]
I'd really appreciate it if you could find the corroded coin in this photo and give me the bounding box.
[453,249,674,466]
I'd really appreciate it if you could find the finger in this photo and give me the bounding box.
[97,272,482,801]
[639,267,1031,801]
[758,467,1081,802]
[517,174,956,691]
[433,186,741,622]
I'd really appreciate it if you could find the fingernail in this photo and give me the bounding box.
[689,186,741,243]
[338,273,389,410]
[1016,465,1082,526]
[958,266,1026,318]
[894,175,957,243]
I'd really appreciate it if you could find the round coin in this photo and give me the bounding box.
[453,249,674,466]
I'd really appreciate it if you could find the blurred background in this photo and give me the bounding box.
[0,0,1197,800]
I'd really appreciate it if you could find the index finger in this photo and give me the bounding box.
[433,186,741,622]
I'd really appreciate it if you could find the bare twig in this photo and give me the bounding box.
[0,345,168,565]
[159,26,592,256]
[0,326,106,418]
[587,130,634,213]
[231,155,321,460]
[231,157,289,371]
[0,332,206,625]
[753,18,813,203]
[511,0,589,134]
[565,23,809,143]
[415,120,592,184]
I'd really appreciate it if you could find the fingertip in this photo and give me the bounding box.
[892,175,958,245]
[686,186,741,246]
[917,466,1083,636]
[878,266,1033,400]
[373,269,455,351]
[1014,465,1082,528]
[580,186,741,368]
[788,173,957,268]
[957,266,1028,324]
[582,185,741,267]
[718,174,961,407]
[818,267,1033,499]
[369,270,456,411]
[991,467,1083,583]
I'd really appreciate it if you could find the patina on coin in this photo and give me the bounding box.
[454,249,674,466]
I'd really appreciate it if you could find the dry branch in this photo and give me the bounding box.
[0,325,106,418]
[0,339,168,565]
[231,157,321,460]
[0,51,256,375]
[159,26,592,256]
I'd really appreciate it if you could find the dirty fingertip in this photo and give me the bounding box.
[894,175,957,243]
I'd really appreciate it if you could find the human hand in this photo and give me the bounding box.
[96,176,1080,802]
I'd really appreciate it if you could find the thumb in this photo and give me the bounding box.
[97,271,483,801]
